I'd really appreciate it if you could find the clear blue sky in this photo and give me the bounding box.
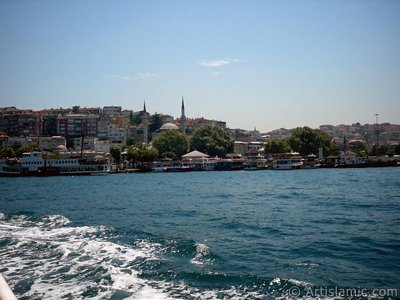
[1,0,399,131]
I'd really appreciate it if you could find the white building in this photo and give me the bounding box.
[107,124,127,144]
[7,136,66,149]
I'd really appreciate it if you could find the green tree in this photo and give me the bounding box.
[130,114,142,126]
[349,141,368,157]
[72,105,80,114]
[10,142,22,152]
[370,144,391,156]
[149,114,163,132]
[127,143,158,162]
[288,127,334,157]
[395,144,400,155]
[190,125,234,157]
[264,139,291,155]
[16,144,42,157]
[160,151,177,160]
[110,145,123,165]
[152,130,188,159]
[0,147,16,158]
[126,137,134,146]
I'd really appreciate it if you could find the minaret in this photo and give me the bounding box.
[181,96,186,135]
[142,100,148,143]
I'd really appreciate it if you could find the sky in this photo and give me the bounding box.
[0,0,399,132]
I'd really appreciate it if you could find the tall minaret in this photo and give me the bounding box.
[142,100,148,143]
[181,96,186,135]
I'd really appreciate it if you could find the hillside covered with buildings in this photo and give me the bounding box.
[0,102,399,158]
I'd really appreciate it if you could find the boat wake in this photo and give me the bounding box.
[0,212,170,299]
[0,212,390,299]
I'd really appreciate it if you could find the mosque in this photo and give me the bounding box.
[142,97,186,143]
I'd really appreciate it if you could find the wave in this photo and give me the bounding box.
[190,242,214,267]
[0,212,169,299]
[1,212,393,300]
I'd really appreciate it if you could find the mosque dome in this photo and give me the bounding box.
[159,123,179,131]
[54,145,68,152]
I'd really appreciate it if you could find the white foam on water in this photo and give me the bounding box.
[1,213,326,300]
[270,277,281,286]
[295,262,319,268]
[0,213,171,299]
[190,242,213,267]
[129,285,175,300]
[38,214,71,227]
[287,278,312,287]
[155,283,264,300]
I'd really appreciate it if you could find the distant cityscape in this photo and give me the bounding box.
[0,102,399,154]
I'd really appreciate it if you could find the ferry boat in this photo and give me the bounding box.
[153,158,172,172]
[214,155,246,171]
[165,162,193,172]
[244,155,268,170]
[303,153,321,169]
[272,152,303,170]
[0,151,109,177]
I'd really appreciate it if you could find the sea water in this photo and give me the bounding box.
[0,168,399,299]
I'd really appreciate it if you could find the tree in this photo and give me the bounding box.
[264,139,291,155]
[130,113,142,126]
[152,130,188,159]
[190,125,234,157]
[0,143,41,158]
[110,145,123,165]
[160,151,177,160]
[72,106,80,114]
[16,144,42,157]
[288,127,334,157]
[10,142,22,152]
[370,144,392,156]
[149,114,163,132]
[395,144,400,155]
[349,141,367,156]
[126,137,135,146]
[0,147,15,158]
[127,143,158,162]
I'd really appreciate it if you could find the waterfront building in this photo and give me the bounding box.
[233,140,265,156]
[234,141,247,155]
[338,151,367,166]
[182,150,216,171]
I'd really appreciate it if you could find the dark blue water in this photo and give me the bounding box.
[1,168,399,299]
